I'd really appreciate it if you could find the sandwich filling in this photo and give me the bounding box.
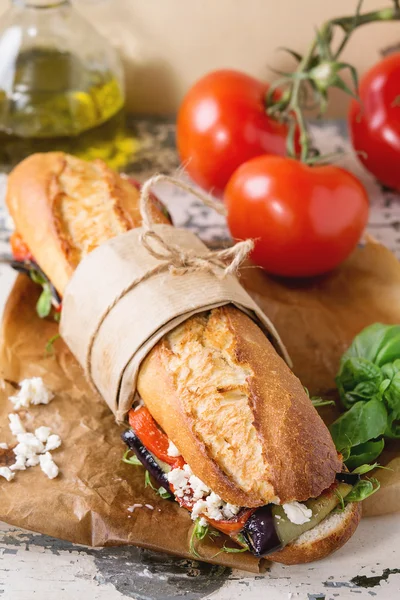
[123,405,360,557]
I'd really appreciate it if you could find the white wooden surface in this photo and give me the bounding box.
[1,121,400,599]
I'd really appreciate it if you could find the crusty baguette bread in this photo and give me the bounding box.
[138,307,341,506]
[6,152,358,563]
[6,152,170,294]
[269,501,362,564]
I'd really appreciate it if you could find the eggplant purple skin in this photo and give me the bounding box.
[11,259,62,306]
[122,429,172,494]
[243,505,283,557]
[336,471,360,486]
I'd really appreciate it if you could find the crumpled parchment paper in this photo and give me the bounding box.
[0,239,398,572]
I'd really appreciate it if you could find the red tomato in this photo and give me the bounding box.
[10,232,33,262]
[128,407,183,467]
[349,53,400,191]
[177,69,295,197]
[225,156,369,277]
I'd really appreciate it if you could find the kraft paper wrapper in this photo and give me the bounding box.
[0,239,398,572]
[60,225,290,422]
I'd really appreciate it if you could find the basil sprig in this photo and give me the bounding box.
[330,324,400,468]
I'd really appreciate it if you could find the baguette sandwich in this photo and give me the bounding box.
[6,152,362,564]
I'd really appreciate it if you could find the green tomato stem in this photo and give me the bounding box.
[267,2,400,162]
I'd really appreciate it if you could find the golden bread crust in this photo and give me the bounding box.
[268,502,362,564]
[138,306,341,507]
[6,153,169,294]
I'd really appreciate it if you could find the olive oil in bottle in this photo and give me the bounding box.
[0,0,133,169]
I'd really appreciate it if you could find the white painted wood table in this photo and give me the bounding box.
[0,119,399,600]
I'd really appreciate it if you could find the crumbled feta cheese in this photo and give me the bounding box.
[189,474,210,500]
[167,441,181,457]
[0,467,15,481]
[26,455,40,467]
[223,503,240,519]
[35,426,51,443]
[198,517,208,528]
[191,499,207,520]
[167,466,190,498]
[39,452,59,479]
[0,443,8,449]
[168,463,239,522]
[9,377,54,410]
[45,434,61,452]
[282,502,312,525]
[14,442,37,460]
[10,456,26,471]
[8,413,25,436]
[16,433,45,454]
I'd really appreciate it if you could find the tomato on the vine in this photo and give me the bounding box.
[225,155,369,277]
[349,52,400,191]
[177,69,296,197]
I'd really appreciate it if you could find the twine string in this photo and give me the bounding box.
[84,174,254,382]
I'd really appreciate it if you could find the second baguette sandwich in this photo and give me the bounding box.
[6,152,362,564]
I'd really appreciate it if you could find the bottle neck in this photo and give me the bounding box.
[12,0,70,8]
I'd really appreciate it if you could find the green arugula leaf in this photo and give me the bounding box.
[329,399,387,452]
[144,470,157,491]
[36,286,52,318]
[45,333,61,355]
[122,449,142,466]
[189,518,210,558]
[311,397,335,408]
[29,269,47,286]
[345,439,385,471]
[344,477,380,503]
[352,462,379,475]
[157,486,171,499]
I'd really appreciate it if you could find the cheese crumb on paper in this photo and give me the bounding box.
[9,377,54,410]
[8,413,26,436]
[39,452,59,479]
[0,467,15,481]
[35,426,51,443]
[45,434,61,452]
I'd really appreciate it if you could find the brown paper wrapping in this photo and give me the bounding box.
[60,225,290,422]
[0,239,399,571]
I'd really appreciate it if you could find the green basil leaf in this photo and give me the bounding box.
[36,286,52,318]
[385,413,400,439]
[341,324,400,367]
[345,477,380,503]
[329,399,388,451]
[345,439,385,470]
[336,357,382,408]
[382,371,400,420]
[381,359,400,380]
